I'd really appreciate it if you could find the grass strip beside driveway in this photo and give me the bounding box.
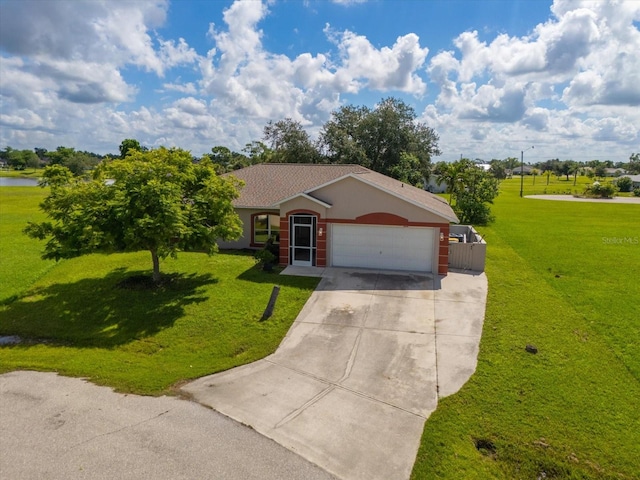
[0,251,319,395]
[412,179,640,479]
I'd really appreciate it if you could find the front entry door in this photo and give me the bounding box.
[290,215,317,267]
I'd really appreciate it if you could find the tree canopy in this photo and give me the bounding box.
[119,138,147,158]
[263,118,320,164]
[628,153,640,174]
[435,159,499,225]
[319,97,440,185]
[25,147,243,283]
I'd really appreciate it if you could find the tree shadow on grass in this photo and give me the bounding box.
[0,268,216,348]
[236,264,320,290]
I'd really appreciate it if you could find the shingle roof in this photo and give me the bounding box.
[225,163,458,222]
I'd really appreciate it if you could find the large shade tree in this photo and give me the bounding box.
[25,147,243,283]
[263,118,320,164]
[319,97,441,185]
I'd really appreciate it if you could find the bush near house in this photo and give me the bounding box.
[615,176,632,192]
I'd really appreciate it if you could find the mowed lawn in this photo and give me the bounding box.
[0,187,319,394]
[2,177,639,478]
[0,187,57,303]
[413,178,639,479]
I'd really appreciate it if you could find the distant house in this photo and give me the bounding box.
[511,165,533,175]
[621,174,640,188]
[604,168,626,177]
[425,177,447,193]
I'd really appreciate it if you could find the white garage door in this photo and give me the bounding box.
[331,224,435,272]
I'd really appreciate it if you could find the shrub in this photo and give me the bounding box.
[254,237,279,271]
[254,248,276,266]
[583,181,617,198]
[633,187,640,197]
[615,176,633,192]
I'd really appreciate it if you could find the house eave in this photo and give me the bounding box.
[274,192,333,209]
[308,173,459,223]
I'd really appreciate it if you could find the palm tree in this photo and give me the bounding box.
[436,162,461,204]
[531,168,540,185]
[436,159,475,205]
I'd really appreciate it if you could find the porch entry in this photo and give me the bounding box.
[289,214,317,266]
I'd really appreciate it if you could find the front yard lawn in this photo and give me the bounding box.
[0,250,319,395]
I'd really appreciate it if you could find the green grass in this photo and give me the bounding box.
[0,169,41,178]
[0,190,319,393]
[0,252,319,394]
[412,178,639,479]
[0,187,57,302]
[2,177,638,478]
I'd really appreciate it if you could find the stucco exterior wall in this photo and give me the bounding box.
[279,197,328,218]
[312,176,445,224]
[220,178,453,275]
[217,208,279,249]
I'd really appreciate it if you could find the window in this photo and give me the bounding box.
[253,214,280,244]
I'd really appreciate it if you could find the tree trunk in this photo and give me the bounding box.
[150,250,161,283]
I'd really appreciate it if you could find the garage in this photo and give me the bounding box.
[331,224,435,272]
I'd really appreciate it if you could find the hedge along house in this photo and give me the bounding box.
[219,164,459,275]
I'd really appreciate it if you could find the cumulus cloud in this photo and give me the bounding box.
[458,83,528,123]
[330,29,429,94]
[0,0,170,73]
[1,0,639,163]
[422,0,640,161]
[198,0,429,132]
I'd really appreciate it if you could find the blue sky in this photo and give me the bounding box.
[1,0,639,164]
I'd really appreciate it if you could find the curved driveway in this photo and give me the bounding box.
[183,268,487,480]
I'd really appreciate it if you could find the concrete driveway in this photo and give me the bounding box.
[183,268,487,480]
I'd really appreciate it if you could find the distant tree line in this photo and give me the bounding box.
[1,97,443,188]
[0,145,107,176]
[5,95,638,223]
[484,155,640,184]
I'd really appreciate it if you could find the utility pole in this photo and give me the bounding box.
[520,146,534,198]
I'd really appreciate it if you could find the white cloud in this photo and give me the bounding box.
[162,82,199,95]
[421,0,640,161]
[331,30,429,94]
[1,0,638,164]
[198,0,429,133]
[457,83,528,123]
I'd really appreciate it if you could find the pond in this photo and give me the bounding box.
[0,177,39,186]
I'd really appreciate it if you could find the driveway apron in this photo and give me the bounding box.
[183,268,487,480]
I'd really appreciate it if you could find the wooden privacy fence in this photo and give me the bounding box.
[448,225,486,272]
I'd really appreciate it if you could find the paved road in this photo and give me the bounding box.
[184,268,488,480]
[0,371,336,480]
